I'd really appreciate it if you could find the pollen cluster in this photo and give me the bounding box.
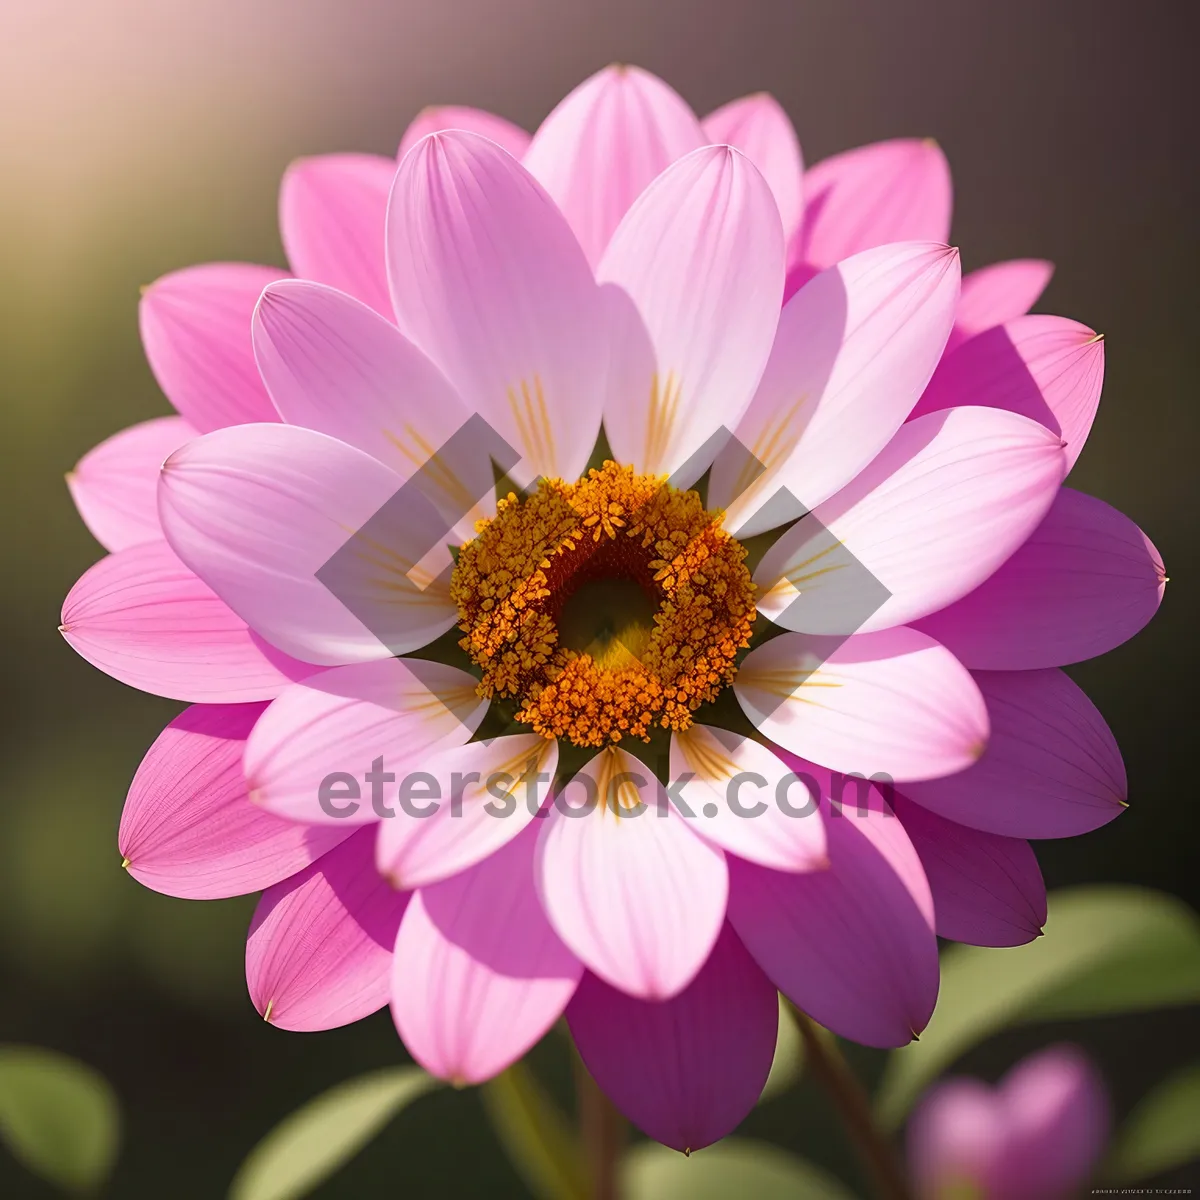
[450,461,757,747]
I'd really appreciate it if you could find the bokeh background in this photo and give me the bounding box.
[2,0,1197,1194]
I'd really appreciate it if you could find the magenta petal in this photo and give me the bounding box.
[908,1078,1006,1197]
[391,825,581,1084]
[995,1046,1109,1198]
[567,924,777,1152]
[120,703,351,899]
[279,154,397,318]
[246,826,407,1031]
[793,138,952,274]
[892,794,1046,946]
[914,487,1165,670]
[61,541,318,702]
[727,768,938,1048]
[949,258,1054,350]
[912,315,1105,469]
[398,106,530,161]
[67,417,197,552]
[910,1045,1109,1199]
[140,263,286,432]
[903,669,1126,839]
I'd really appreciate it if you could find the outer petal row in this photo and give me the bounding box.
[67,416,196,552]
[61,541,318,702]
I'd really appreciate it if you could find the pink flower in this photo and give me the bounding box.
[63,66,1163,1152]
[908,1045,1109,1199]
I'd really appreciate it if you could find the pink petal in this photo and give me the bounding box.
[598,145,785,479]
[524,65,704,267]
[995,1046,1109,1198]
[67,417,197,552]
[376,735,556,889]
[702,93,804,237]
[61,541,317,702]
[949,258,1054,351]
[710,243,960,536]
[398,106,530,161]
[908,1079,1006,1197]
[391,825,581,1084]
[668,725,827,872]
[535,747,728,1000]
[386,131,606,484]
[903,668,1126,838]
[909,1046,1109,1199]
[278,154,397,318]
[914,487,1165,669]
[252,280,474,497]
[792,138,952,275]
[140,263,286,431]
[120,703,351,899]
[567,923,777,1152]
[755,407,1066,633]
[735,627,989,782]
[727,762,939,1047]
[246,825,407,1031]
[911,315,1105,470]
[244,657,488,826]
[158,422,458,665]
[892,793,1046,946]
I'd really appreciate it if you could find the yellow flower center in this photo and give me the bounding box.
[451,461,757,747]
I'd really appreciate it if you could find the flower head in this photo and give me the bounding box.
[63,65,1164,1152]
[908,1045,1109,1199]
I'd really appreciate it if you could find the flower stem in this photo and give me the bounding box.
[573,1054,625,1200]
[790,1006,915,1200]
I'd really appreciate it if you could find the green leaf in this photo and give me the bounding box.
[877,887,1200,1127]
[623,1140,855,1200]
[479,1061,587,1200]
[0,1045,121,1194]
[1108,1062,1200,1182]
[228,1066,438,1200]
[759,995,805,1103]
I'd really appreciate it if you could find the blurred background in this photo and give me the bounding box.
[2,0,1197,1194]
